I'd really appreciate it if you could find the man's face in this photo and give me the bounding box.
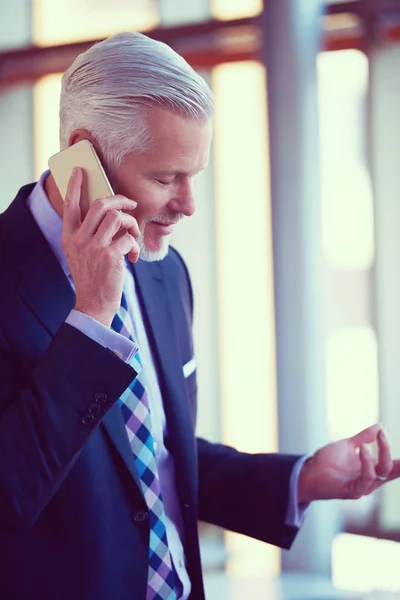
[110,108,213,261]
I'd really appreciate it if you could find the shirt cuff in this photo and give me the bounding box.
[66,310,138,363]
[285,455,312,528]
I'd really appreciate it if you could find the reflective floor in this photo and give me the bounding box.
[203,572,399,600]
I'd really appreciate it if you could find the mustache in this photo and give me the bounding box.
[147,214,184,226]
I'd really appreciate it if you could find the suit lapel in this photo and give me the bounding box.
[132,259,197,507]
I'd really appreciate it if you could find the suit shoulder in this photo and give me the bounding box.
[0,185,35,325]
[0,183,36,219]
[0,240,18,322]
[0,214,11,276]
[0,214,5,260]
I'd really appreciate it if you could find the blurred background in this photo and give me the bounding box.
[2,0,400,598]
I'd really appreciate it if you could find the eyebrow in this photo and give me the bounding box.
[152,170,180,177]
[152,165,208,178]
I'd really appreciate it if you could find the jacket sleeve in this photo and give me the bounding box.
[0,323,136,531]
[197,437,301,549]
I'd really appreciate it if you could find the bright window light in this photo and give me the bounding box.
[33,74,62,180]
[212,61,277,456]
[318,50,374,270]
[211,0,262,20]
[326,327,379,441]
[213,61,279,578]
[33,0,159,46]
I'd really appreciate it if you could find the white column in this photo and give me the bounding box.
[261,0,342,575]
[369,42,400,532]
[0,0,34,211]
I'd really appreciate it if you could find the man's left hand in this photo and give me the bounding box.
[298,424,400,503]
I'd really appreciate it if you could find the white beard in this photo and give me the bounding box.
[136,230,171,262]
[136,214,183,262]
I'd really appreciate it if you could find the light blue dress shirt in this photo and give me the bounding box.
[27,171,309,598]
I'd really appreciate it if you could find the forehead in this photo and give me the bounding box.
[146,108,212,164]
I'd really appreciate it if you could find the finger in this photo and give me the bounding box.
[63,167,83,235]
[80,196,137,240]
[349,424,382,449]
[376,429,393,479]
[95,210,140,245]
[353,444,376,498]
[127,244,141,263]
[112,232,140,259]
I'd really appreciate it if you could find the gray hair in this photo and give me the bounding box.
[59,32,215,170]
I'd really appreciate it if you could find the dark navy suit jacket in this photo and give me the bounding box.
[0,185,300,600]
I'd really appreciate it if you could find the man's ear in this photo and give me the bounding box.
[67,129,95,147]
[67,129,107,168]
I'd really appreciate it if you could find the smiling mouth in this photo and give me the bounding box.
[150,222,176,235]
[153,221,176,226]
[151,217,181,225]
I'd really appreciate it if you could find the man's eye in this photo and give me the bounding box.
[157,180,172,185]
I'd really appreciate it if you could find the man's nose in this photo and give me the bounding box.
[169,179,196,217]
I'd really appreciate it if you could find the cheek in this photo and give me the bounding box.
[113,174,170,223]
[135,184,171,219]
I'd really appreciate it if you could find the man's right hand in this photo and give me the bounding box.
[62,167,140,328]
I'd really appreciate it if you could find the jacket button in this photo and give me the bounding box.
[88,402,101,415]
[133,510,149,523]
[94,392,108,406]
[81,414,95,426]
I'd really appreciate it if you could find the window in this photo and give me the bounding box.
[318,50,374,271]
[213,61,279,577]
[33,0,159,46]
[326,327,379,441]
[211,0,262,20]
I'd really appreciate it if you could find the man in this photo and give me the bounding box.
[0,31,398,600]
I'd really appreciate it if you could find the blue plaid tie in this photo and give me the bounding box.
[112,292,176,600]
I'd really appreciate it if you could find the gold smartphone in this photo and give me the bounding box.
[48,140,114,215]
